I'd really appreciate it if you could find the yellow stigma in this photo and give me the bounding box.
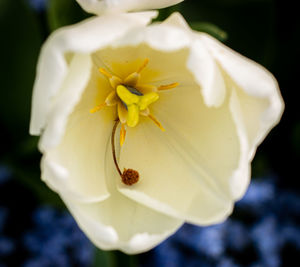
[116,85,159,128]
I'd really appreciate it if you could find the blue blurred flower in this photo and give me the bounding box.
[217,257,240,267]
[225,219,250,252]
[0,207,8,233]
[251,216,281,267]
[236,178,275,215]
[277,192,300,220]
[152,239,183,267]
[23,205,94,267]
[27,0,48,11]
[280,223,300,249]
[175,223,226,259]
[0,165,11,185]
[0,236,15,257]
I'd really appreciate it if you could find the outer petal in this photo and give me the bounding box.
[40,63,114,203]
[60,141,183,254]
[76,0,184,15]
[32,12,156,202]
[161,13,226,106]
[112,14,226,107]
[30,11,157,141]
[155,12,284,199]
[199,33,284,199]
[199,33,284,150]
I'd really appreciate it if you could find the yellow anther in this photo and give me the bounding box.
[109,76,122,89]
[148,114,165,132]
[135,84,157,94]
[157,82,179,91]
[127,105,140,127]
[99,68,112,78]
[117,85,139,105]
[139,92,159,110]
[118,102,127,124]
[137,58,149,73]
[90,103,106,113]
[124,72,140,87]
[120,123,126,146]
[105,91,118,106]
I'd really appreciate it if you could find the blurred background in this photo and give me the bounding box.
[0,0,299,266]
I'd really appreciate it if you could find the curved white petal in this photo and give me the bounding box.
[199,33,284,149]
[61,142,183,254]
[76,0,184,15]
[40,64,114,202]
[164,13,226,106]
[162,13,284,199]
[30,12,157,138]
[111,15,226,107]
[198,34,284,199]
[117,78,236,225]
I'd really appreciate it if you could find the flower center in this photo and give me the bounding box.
[116,85,159,127]
[90,58,179,185]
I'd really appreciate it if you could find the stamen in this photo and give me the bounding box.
[111,119,139,185]
[90,103,106,113]
[124,72,140,86]
[122,169,139,186]
[137,58,149,73]
[148,114,165,132]
[105,91,118,106]
[120,123,126,147]
[99,68,112,78]
[117,102,127,124]
[157,82,179,91]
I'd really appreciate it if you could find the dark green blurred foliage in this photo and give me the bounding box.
[0,0,299,266]
[47,0,90,31]
[0,0,41,144]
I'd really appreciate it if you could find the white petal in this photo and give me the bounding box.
[76,0,183,15]
[61,143,183,254]
[38,53,92,150]
[40,63,114,202]
[162,12,226,106]
[117,84,238,225]
[199,34,284,199]
[30,12,157,137]
[111,14,226,107]
[200,33,284,146]
[187,39,226,107]
[161,11,190,29]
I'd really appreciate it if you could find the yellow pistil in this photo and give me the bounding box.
[116,85,159,127]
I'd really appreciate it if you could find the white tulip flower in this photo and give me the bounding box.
[30,11,284,254]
